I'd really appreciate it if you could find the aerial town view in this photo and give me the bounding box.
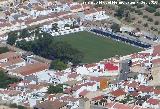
[0,0,160,108]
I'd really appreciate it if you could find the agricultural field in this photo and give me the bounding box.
[54,31,142,63]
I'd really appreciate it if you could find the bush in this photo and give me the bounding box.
[111,23,120,32]
[145,6,156,13]
[138,20,142,24]
[7,32,17,45]
[9,103,17,108]
[49,60,67,70]
[47,84,63,94]
[148,17,153,22]
[17,105,27,109]
[154,11,160,16]
[143,23,148,27]
[151,27,157,31]
[137,4,144,8]
[137,10,143,15]
[132,17,135,20]
[143,15,148,18]
[0,70,21,88]
[154,21,159,25]
[134,9,139,13]
[130,7,135,12]
[0,47,9,54]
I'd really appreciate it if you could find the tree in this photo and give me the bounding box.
[154,11,160,16]
[111,23,120,32]
[147,17,153,22]
[47,84,63,94]
[154,21,159,25]
[17,105,27,109]
[0,70,21,88]
[49,60,67,70]
[7,32,17,45]
[125,11,132,22]
[143,23,148,27]
[19,29,30,38]
[143,15,148,18]
[114,7,125,18]
[52,23,58,32]
[145,6,156,13]
[0,47,9,54]
[137,4,144,8]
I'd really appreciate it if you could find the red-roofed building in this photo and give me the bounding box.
[145,98,159,108]
[137,85,154,93]
[152,44,160,57]
[9,62,49,78]
[154,89,160,95]
[92,95,104,101]
[110,89,126,100]
[104,62,118,71]
[79,90,89,96]
[147,98,159,105]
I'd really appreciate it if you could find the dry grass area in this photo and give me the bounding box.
[104,4,160,35]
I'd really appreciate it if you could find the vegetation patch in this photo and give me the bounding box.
[0,70,21,88]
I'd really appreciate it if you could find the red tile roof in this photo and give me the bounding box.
[152,58,160,64]
[147,98,159,105]
[111,89,126,97]
[137,85,154,92]
[154,89,160,95]
[70,4,82,10]
[0,52,20,60]
[104,62,118,71]
[130,91,139,97]
[127,81,139,88]
[153,44,160,56]
[79,90,89,96]
[85,63,97,68]
[92,95,104,101]
[36,100,67,109]
[68,72,79,78]
[84,8,97,15]
[11,62,49,76]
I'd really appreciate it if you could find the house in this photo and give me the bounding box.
[64,81,98,97]
[106,102,144,109]
[137,85,154,96]
[110,89,126,101]
[30,5,48,17]
[35,100,67,109]
[69,4,90,13]
[0,52,26,69]
[67,72,81,81]
[82,7,109,21]
[125,81,139,93]
[60,95,79,109]
[9,62,49,78]
[146,98,159,108]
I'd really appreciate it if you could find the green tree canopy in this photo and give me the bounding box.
[0,70,21,88]
[111,23,120,32]
[49,59,67,70]
[0,47,9,54]
[47,84,63,94]
[7,32,17,45]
